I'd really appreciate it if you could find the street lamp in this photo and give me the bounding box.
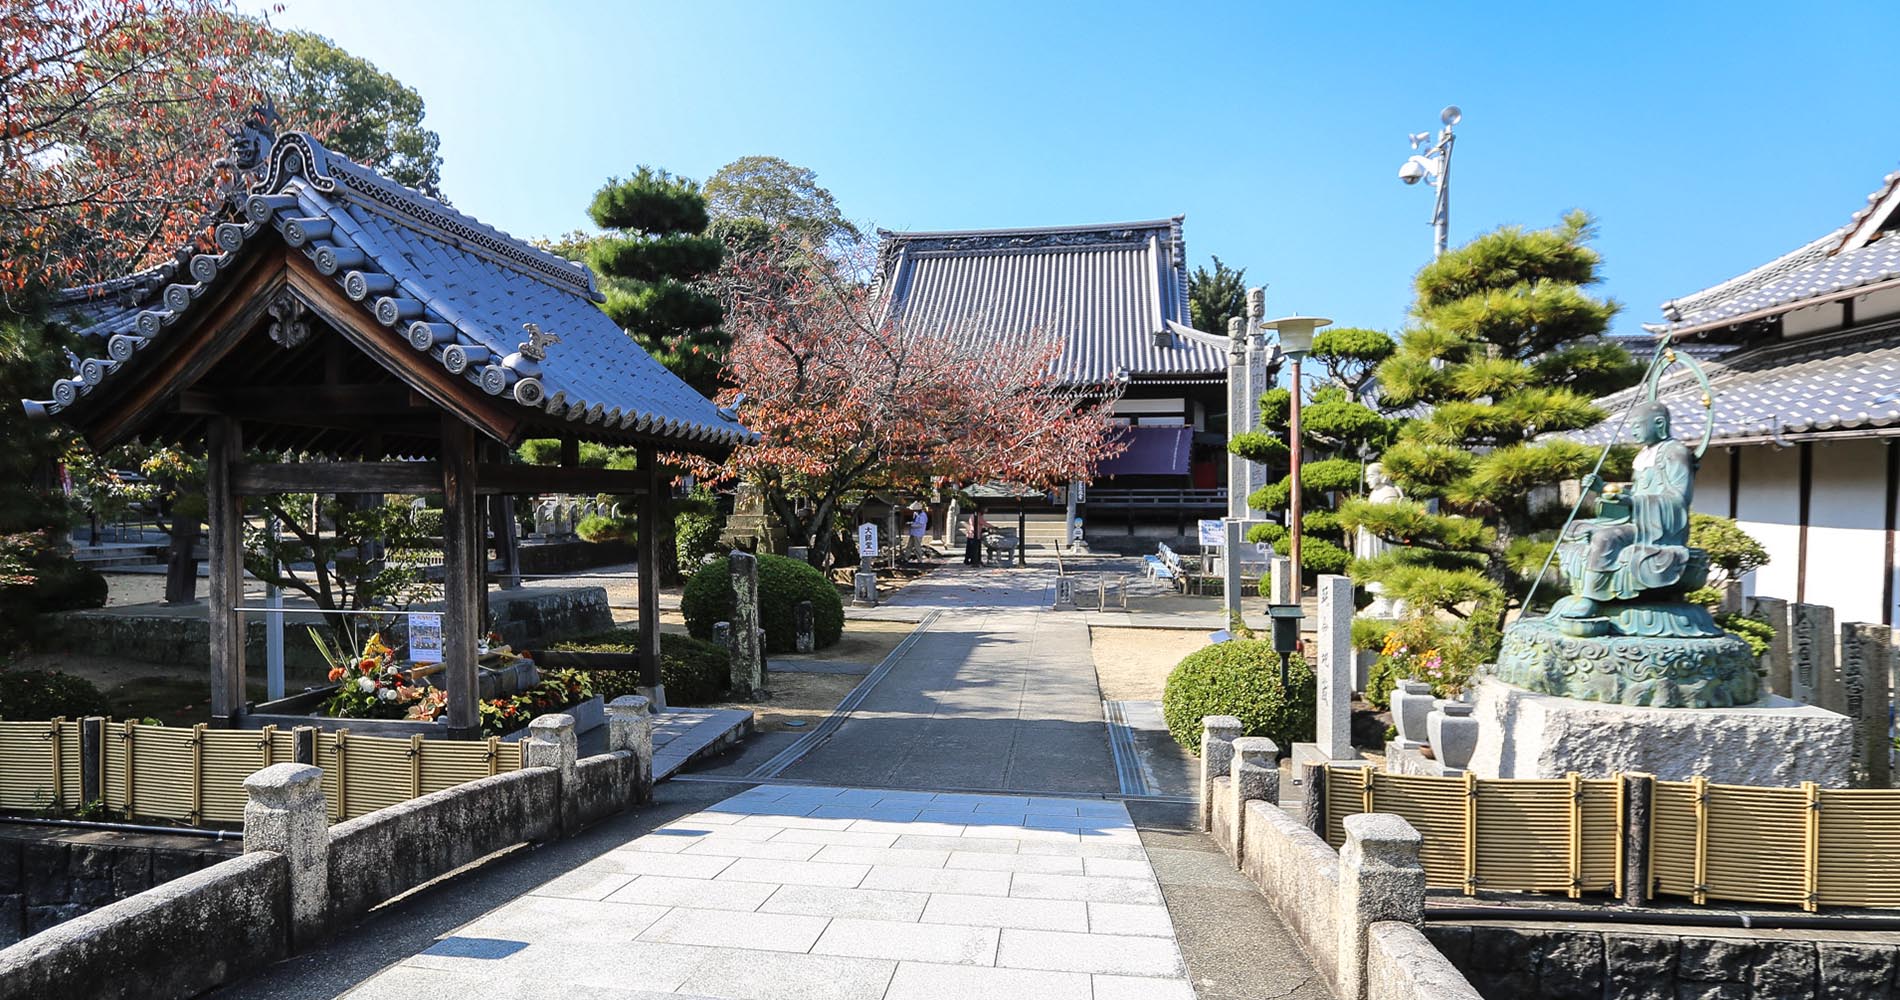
[1265,315,1331,598]
[1399,105,1461,258]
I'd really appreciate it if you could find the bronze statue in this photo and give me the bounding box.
[1495,350,1757,707]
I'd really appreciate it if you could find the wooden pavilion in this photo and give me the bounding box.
[25,122,749,737]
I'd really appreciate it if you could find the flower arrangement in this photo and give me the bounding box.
[476,669,593,737]
[315,629,433,720]
[1368,616,1475,706]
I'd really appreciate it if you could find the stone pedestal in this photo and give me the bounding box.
[1495,616,1758,708]
[1052,576,1077,612]
[853,571,878,607]
[1467,678,1855,787]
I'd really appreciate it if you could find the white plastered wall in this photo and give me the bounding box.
[1804,439,1889,624]
[1732,445,1803,604]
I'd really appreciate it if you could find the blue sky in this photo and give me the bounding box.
[274,0,1900,337]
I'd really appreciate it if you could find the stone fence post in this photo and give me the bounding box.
[243,763,329,949]
[794,600,816,653]
[1228,736,1279,863]
[525,713,579,837]
[1200,716,1243,832]
[1620,772,1654,908]
[1748,596,1790,696]
[608,695,655,804]
[1336,813,1426,1000]
[730,551,765,697]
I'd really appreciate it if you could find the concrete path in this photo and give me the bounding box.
[762,564,1121,795]
[338,783,1194,1000]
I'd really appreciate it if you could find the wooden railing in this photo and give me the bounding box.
[1083,488,1228,509]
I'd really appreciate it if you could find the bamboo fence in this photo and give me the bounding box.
[1322,765,1900,912]
[0,720,520,826]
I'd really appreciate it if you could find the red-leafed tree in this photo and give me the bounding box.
[703,234,1125,565]
[0,0,277,297]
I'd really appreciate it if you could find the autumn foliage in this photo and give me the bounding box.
[705,234,1125,562]
[0,0,277,296]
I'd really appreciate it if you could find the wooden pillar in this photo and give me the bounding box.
[493,496,522,590]
[441,417,483,738]
[638,445,663,690]
[206,417,246,726]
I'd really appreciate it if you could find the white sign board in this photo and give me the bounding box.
[1198,519,1225,548]
[858,521,879,556]
[407,612,444,664]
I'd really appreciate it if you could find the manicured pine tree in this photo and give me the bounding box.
[585,169,727,396]
[1227,330,1396,576]
[1340,211,1641,654]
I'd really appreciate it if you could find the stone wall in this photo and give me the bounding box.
[1426,923,1900,1000]
[1199,717,1484,1000]
[1367,923,1484,1000]
[0,825,237,947]
[573,751,636,828]
[0,851,287,1000]
[327,766,558,924]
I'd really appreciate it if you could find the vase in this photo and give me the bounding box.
[1427,699,1478,770]
[1391,679,1435,748]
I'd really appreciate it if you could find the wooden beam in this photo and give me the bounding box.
[441,416,483,737]
[474,464,650,496]
[638,445,663,691]
[236,462,441,494]
[206,417,246,725]
[178,385,432,417]
[561,437,580,467]
[284,253,525,446]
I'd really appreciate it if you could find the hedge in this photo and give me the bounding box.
[1162,638,1315,754]
[680,553,844,654]
[547,630,732,706]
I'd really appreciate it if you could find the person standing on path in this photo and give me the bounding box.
[964,507,987,565]
[906,501,928,562]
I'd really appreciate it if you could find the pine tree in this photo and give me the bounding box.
[1188,256,1247,335]
[585,168,727,395]
[1340,211,1641,653]
[1227,331,1397,576]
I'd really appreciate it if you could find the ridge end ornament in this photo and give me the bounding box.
[520,323,563,362]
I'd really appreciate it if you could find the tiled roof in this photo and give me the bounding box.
[1569,326,1900,448]
[877,219,1224,385]
[29,131,750,450]
[1652,168,1900,335]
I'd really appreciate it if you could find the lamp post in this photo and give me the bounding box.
[1265,315,1331,598]
[1398,105,1461,258]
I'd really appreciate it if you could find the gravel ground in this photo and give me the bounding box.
[1089,625,1209,702]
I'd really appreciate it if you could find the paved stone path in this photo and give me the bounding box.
[766,564,1121,794]
[341,783,1192,999]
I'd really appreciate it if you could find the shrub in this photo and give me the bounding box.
[674,489,726,569]
[549,629,732,705]
[576,513,633,543]
[1162,639,1315,755]
[1351,617,1394,651]
[409,507,444,537]
[1365,616,1477,708]
[1716,610,1776,659]
[0,670,109,720]
[680,553,844,654]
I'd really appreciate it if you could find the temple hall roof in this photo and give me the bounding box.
[876,218,1225,386]
[30,130,749,452]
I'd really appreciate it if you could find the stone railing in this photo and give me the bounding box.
[1199,716,1482,1000]
[0,697,656,1000]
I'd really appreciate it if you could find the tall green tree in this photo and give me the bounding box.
[584,168,727,395]
[258,29,443,190]
[704,156,858,246]
[1340,212,1641,653]
[1229,365,1396,576]
[1188,256,1246,335]
[1309,327,1396,404]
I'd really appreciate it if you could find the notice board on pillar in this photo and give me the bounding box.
[408,612,444,664]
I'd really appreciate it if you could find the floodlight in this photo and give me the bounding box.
[1441,105,1462,126]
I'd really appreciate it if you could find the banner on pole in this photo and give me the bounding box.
[1198,519,1225,547]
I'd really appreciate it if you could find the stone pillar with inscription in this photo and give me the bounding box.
[1837,623,1893,788]
[1787,602,1835,706]
[1749,596,1791,697]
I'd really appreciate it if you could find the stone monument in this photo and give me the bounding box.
[1354,464,1406,619]
[1473,373,1853,786]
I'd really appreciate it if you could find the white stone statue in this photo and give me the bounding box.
[1356,463,1407,618]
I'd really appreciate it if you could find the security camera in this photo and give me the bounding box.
[1398,158,1427,185]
